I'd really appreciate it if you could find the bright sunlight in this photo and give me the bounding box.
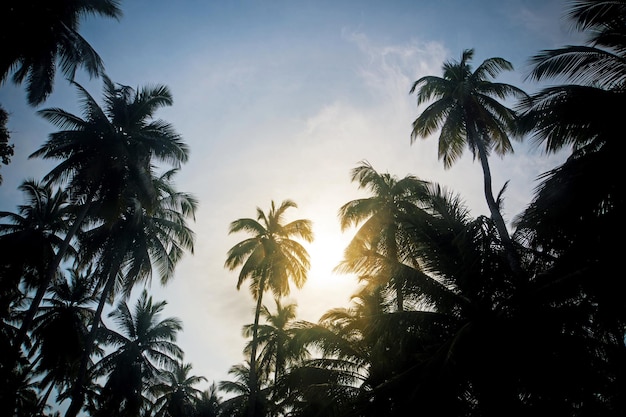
[290,212,360,322]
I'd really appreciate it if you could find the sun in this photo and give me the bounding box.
[305,223,354,290]
[290,223,359,322]
[287,202,362,321]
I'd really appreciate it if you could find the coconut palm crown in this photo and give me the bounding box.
[225,199,312,417]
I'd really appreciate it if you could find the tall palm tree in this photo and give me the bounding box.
[244,299,309,385]
[66,169,196,417]
[89,289,184,417]
[0,0,122,105]
[515,0,625,295]
[409,48,527,278]
[149,361,207,417]
[22,75,186,314]
[337,161,428,311]
[225,200,313,417]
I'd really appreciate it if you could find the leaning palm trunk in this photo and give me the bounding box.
[470,125,523,279]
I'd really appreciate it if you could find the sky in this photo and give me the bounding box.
[0,0,582,396]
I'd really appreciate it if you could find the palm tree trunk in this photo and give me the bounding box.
[64,266,118,417]
[471,130,523,280]
[387,227,403,312]
[247,276,266,417]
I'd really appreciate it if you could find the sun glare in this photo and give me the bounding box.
[306,226,353,289]
[290,222,360,322]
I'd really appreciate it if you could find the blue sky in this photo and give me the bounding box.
[1,0,580,394]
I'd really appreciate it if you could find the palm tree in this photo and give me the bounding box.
[517,0,626,157]
[525,0,626,96]
[149,361,207,417]
[66,169,196,417]
[194,383,222,417]
[409,48,527,278]
[225,200,313,417]
[243,298,309,414]
[337,161,428,312]
[219,362,269,417]
[90,289,184,417]
[0,361,40,417]
[31,75,189,214]
[330,181,608,416]
[0,313,37,417]
[0,0,122,105]
[515,0,625,301]
[28,266,100,412]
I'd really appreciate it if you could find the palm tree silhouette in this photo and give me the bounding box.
[243,298,309,414]
[90,290,183,417]
[337,161,428,312]
[410,48,527,279]
[225,200,313,417]
[194,383,222,417]
[149,361,207,417]
[0,180,70,321]
[31,77,196,417]
[219,362,269,417]
[29,266,100,413]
